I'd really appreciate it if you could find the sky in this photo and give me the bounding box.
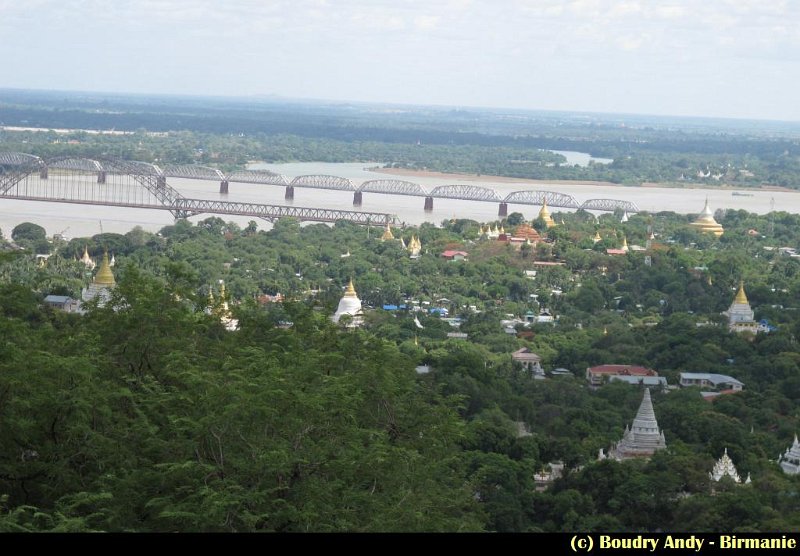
[2,0,800,121]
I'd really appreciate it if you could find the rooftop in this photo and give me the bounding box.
[588,365,658,377]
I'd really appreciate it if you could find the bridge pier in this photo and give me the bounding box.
[353,191,362,206]
[97,171,106,184]
[39,168,48,180]
[157,176,166,188]
[219,180,229,194]
[424,196,434,211]
[285,185,294,200]
[498,202,508,217]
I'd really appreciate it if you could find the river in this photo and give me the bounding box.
[0,160,795,239]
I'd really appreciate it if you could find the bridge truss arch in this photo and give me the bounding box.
[290,174,355,191]
[358,179,428,197]
[47,157,105,172]
[0,155,191,218]
[161,164,224,181]
[580,198,640,213]
[0,152,43,167]
[0,153,394,225]
[503,190,580,208]
[226,169,289,186]
[430,184,501,202]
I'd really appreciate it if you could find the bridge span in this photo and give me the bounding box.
[0,154,396,226]
[0,152,640,217]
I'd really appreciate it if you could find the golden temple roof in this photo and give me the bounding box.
[513,223,541,241]
[93,251,115,286]
[381,224,394,241]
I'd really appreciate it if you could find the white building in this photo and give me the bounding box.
[679,372,744,392]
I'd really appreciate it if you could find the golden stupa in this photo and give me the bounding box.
[538,198,556,228]
[344,278,358,297]
[593,231,602,244]
[734,280,748,305]
[381,223,395,241]
[93,251,116,286]
[691,199,724,236]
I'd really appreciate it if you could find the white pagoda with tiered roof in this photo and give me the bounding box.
[779,435,800,475]
[606,388,667,460]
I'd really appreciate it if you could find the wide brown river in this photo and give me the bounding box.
[0,161,794,239]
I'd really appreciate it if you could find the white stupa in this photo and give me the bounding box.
[332,278,364,326]
[779,435,800,475]
[606,388,667,460]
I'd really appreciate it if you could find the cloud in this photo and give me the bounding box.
[655,5,686,19]
[413,15,440,31]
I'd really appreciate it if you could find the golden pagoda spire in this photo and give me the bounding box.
[734,281,748,305]
[344,278,358,298]
[621,236,629,252]
[593,231,602,244]
[93,251,115,286]
[381,223,394,241]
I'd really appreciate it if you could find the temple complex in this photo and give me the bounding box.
[691,199,725,236]
[332,278,364,327]
[779,435,800,475]
[81,251,115,307]
[604,388,667,460]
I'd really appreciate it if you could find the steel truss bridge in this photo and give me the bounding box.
[0,154,396,225]
[0,152,640,218]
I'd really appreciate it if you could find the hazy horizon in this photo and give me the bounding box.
[2,1,800,121]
